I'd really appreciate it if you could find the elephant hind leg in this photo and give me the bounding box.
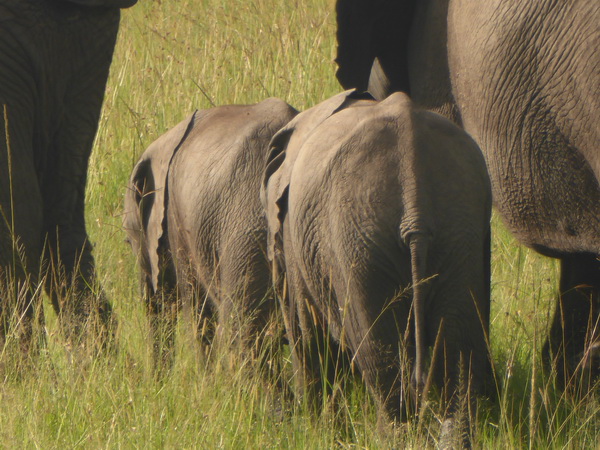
[294,304,351,412]
[427,294,492,448]
[347,334,408,422]
[0,111,45,355]
[543,253,600,393]
[145,251,200,375]
[146,278,180,376]
[216,254,274,359]
[285,269,351,411]
[192,284,216,351]
[332,279,413,422]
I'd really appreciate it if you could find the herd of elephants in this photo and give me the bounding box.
[0,0,598,445]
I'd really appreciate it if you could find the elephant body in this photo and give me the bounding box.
[263,90,492,426]
[0,0,136,348]
[335,0,600,388]
[446,1,600,256]
[123,99,298,363]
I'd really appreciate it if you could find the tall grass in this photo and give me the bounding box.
[0,1,598,447]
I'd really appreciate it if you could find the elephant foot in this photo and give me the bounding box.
[58,289,117,354]
[150,328,176,379]
[566,340,600,393]
[580,341,600,391]
[542,337,600,395]
[544,254,600,394]
[0,311,46,377]
[438,417,471,449]
[0,271,46,363]
[542,293,600,394]
[436,367,477,450]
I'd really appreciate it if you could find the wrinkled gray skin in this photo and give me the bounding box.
[335,0,600,391]
[263,90,492,438]
[0,0,136,350]
[123,99,298,366]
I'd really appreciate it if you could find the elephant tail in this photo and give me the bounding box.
[408,232,430,409]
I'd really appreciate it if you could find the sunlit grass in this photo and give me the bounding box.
[0,1,597,447]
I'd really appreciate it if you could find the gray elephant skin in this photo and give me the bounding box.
[335,0,600,389]
[123,99,298,364]
[262,90,492,430]
[0,0,137,349]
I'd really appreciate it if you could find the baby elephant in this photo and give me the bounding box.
[263,90,492,437]
[124,99,298,366]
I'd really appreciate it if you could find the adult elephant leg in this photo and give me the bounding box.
[0,103,44,353]
[43,60,116,348]
[543,253,600,392]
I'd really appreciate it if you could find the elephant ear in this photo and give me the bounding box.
[124,111,197,293]
[123,158,151,263]
[261,90,358,262]
[367,57,394,101]
[261,127,294,263]
[57,0,138,8]
[335,0,416,98]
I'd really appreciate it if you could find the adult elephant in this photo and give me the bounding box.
[335,0,600,390]
[0,0,137,350]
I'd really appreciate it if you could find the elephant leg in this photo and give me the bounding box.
[295,302,347,411]
[430,326,477,448]
[429,296,491,449]
[0,103,45,354]
[543,253,600,392]
[42,67,115,347]
[146,284,179,376]
[340,288,412,423]
[219,253,273,356]
[45,230,113,346]
[285,267,346,410]
[344,326,407,422]
[146,245,185,374]
[192,283,215,353]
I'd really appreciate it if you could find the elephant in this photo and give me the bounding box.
[334,0,600,390]
[123,98,298,366]
[0,0,137,351]
[262,89,492,442]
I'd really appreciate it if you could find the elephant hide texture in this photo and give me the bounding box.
[262,89,492,420]
[124,98,298,349]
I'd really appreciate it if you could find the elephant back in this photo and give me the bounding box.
[262,90,371,261]
[53,0,138,8]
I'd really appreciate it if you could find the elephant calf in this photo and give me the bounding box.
[263,90,492,432]
[123,99,297,365]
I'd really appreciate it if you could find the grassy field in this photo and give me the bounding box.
[0,1,598,447]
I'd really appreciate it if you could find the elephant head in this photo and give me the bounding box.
[56,0,138,8]
[123,111,197,293]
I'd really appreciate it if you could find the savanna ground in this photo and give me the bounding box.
[0,1,598,447]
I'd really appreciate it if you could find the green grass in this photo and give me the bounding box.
[0,1,598,447]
